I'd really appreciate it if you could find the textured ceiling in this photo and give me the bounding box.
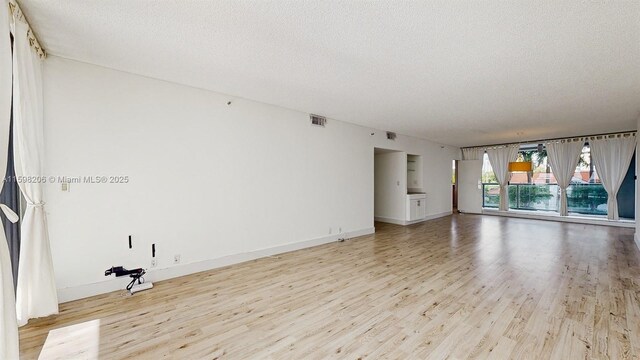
[20,0,640,147]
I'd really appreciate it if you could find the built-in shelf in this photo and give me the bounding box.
[407,154,423,191]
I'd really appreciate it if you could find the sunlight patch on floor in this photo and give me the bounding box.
[39,319,101,360]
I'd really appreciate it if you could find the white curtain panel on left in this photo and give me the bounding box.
[13,20,59,326]
[0,0,20,357]
[590,134,637,221]
[486,144,519,211]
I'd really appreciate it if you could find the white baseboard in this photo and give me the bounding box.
[374,216,405,225]
[375,211,451,226]
[57,227,375,303]
[424,211,453,221]
[482,208,635,228]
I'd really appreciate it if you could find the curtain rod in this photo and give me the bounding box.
[461,129,637,150]
[8,1,46,59]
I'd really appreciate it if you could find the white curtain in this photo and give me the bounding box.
[590,135,637,220]
[13,20,58,326]
[546,140,584,216]
[486,144,519,211]
[1,0,20,358]
[462,148,483,161]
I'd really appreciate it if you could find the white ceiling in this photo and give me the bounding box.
[20,0,640,147]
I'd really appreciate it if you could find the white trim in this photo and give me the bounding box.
[374,216,405,225]
[423,211,453,222]
[57,227,375,303]
[482,208,635,228]
[405,219,426,225]
[375,211,451,226]
[635,233,640,251]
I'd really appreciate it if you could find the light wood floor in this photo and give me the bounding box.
[20,214,640,359]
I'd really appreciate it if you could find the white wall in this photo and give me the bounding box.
[374,151,406,221]
[43,57,459,301]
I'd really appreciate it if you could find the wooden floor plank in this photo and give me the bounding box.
[19,214,640,359]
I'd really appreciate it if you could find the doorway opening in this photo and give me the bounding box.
[374,148,404,225]
[374,148,425,226]
[452,160,458,213]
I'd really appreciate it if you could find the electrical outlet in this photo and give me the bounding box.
[173,254,181,264]
[151,259,157,268]
[329,227,332,234]
[339,227,342,233]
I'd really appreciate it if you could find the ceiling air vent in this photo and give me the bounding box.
[310,114,326,127]
[386,131,397,140]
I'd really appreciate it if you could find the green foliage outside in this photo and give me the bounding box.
[508,184,553,209]
[483,183,607,215]
[481,171,497,184]
[566,184,608,214]
[483,184,553,209]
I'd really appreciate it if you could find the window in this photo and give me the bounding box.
[481,143,634,218]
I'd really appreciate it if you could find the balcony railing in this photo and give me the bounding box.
[482,183,608,216]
